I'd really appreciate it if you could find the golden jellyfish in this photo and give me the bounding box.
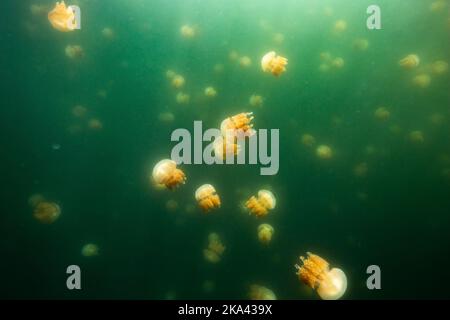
[399,54,420,69]
[166,69,176,79]
[176,92,190,104]
[331,57,345,69]
[88,118,103,131]
[273,33,285,45]
[261,51,288,76]
[374,107,390,121]
[180,24,196,38]
[301,134,316,147]
[353,162,368,178]
[204,86,217,98]
[239,56,252,68]
[220,112,255,138]
[213,136,240,161]
[249,94,264,108]
[152,159,186,190]
[353,38,369,51]
[171,74,185,89]
[65,45,84,59]
[72,105,87,118]
[203,233,226,264]
[158,112,175,123]
[409,130,425,144]
[195,184,221,213]
[81,243,99,257]
[412,73,431,88]
[320,52,333,62]
[48,1,78,32]
[33,201,61,224]
[295,252,347,300]
[249,285,277,300]
[333,19,347,33]
[245,190,276,218]
[316,145,333,160]
[257,224,274,245]
[229,50,239,61]
[101,27,115,39]
[431,60,448,75]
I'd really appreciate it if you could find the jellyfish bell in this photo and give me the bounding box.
[203,249,221,263]
[158,112,175,124]
[81,243,99,257]
[33,201,61,224]
[353,162,368,178]
[261,51,288,76]
[172,74,185,88]
[180,24,196,38]
[195,184,221,213]
[166,69,176,79]
[295,252,347,300]
[28,194,46,208]
[249,94,264,107]
[409,130,425,144]
[249,285,277,300]
[331,57,344,69]
[431,60,448,75]
[213,135,240,161]
[220,112,255,138]
[72,105,87,118]
[301,134,316,147]
[257,223,274,245]
[374,107,390,121]
[213,63,224,74]
[175,92,190,104]
[152,159,186,190]
[412,73,431,88]
[273,33,285,45]
[316,145,333,160]
[246,190,276,218]
[65,45,84,59]
[88,118,103,130]
[239,56,252,68]
[399,54,420,69]
[101,27,115,39]
[48,1,78,32]
[353,38,369,51]
[333,19,347,33]
[204,86,217,98]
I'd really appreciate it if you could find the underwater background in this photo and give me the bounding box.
[0,0,449,299]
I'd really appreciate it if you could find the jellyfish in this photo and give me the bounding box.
[213,135,240,160]
[195,184,221,213]
[229,50,239,61]
[273,33,285,45]
[245,190,276,218]
[97,89,108,99]
[48,1,78,32]
[374,107,390,121]
[333,19,347,33]
[412,73,431,88]
[158,112,175,123]
[204,86,217,98]
[261,51,288,76]
[429,113,446,126]
[320,52,333,62]
[33,201,61,224]
[172,74,185,89]
[353,38,369,51]
[213,63,224,74]
[239,56,252,68]
[353,162,368,178]
[409,130,425,144]
[28,194,45,208]
[81,243,99,257]
[65,45,84,59]
[257,224,274,245]
[295,252,347,300]
[180,24,196,38]
[316,145,333,160]
[249,94,264,107]
[152,159,186,190]
[220,112,255,138]
[101,27,115,39]
[88,118,103,130]
[176,92,190,104]
[431,60,448,75]
[203,233,225,263]
[399,54,420,69]
[249,285,277,300]
[166,69,176,79]
[301,134,316,147]
[430,0,447,12]
[331,57,345,69]
[72,105,87,118]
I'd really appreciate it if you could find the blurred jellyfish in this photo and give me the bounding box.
[33,201,61,224]
[65,45,84,59]
[323,6,334,17]
[320,52,333,62]
[412,73,431,88]
[72,105,87,118]
[409,130,425,144]
[431,60,448,75]
[165,199,178,212]
[331,57,345,69]
[176,92,190,104]
[158,112,175,123]
[166,69,176,79]
[152,159,186,190]
[245,190,276,218]
[261,51,288,76]
[257,224,274,245]
[195,184,221,213]
[101,27,115,40]
[249,94,264,107]
[249,285,277,300]
[204,86,217,98]
[333,19,347,33]
[374,107,390,121]
[88,118,103,131]
[171,74,185,89]
[352,38,369,51]
[429,113,446,126]
[399,54,420,69]
[203,233,225,264]
[295,252,347,300]
[239,56,252,68]
[97,89,108,99]
[48,1,78,32]
[81,243,99,257]
[220,112,255,138]
[301,134,316,147]
[180,24,196,38]
[229,50,239,61]
[213,135,240,161]
[316,145,333,160]
[273,33,285,45]
[213,63,225,74]
[430,0,447,12]
[353,162,368,178]
[28,194,45,208]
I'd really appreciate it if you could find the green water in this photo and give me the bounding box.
[1,0,449,299]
